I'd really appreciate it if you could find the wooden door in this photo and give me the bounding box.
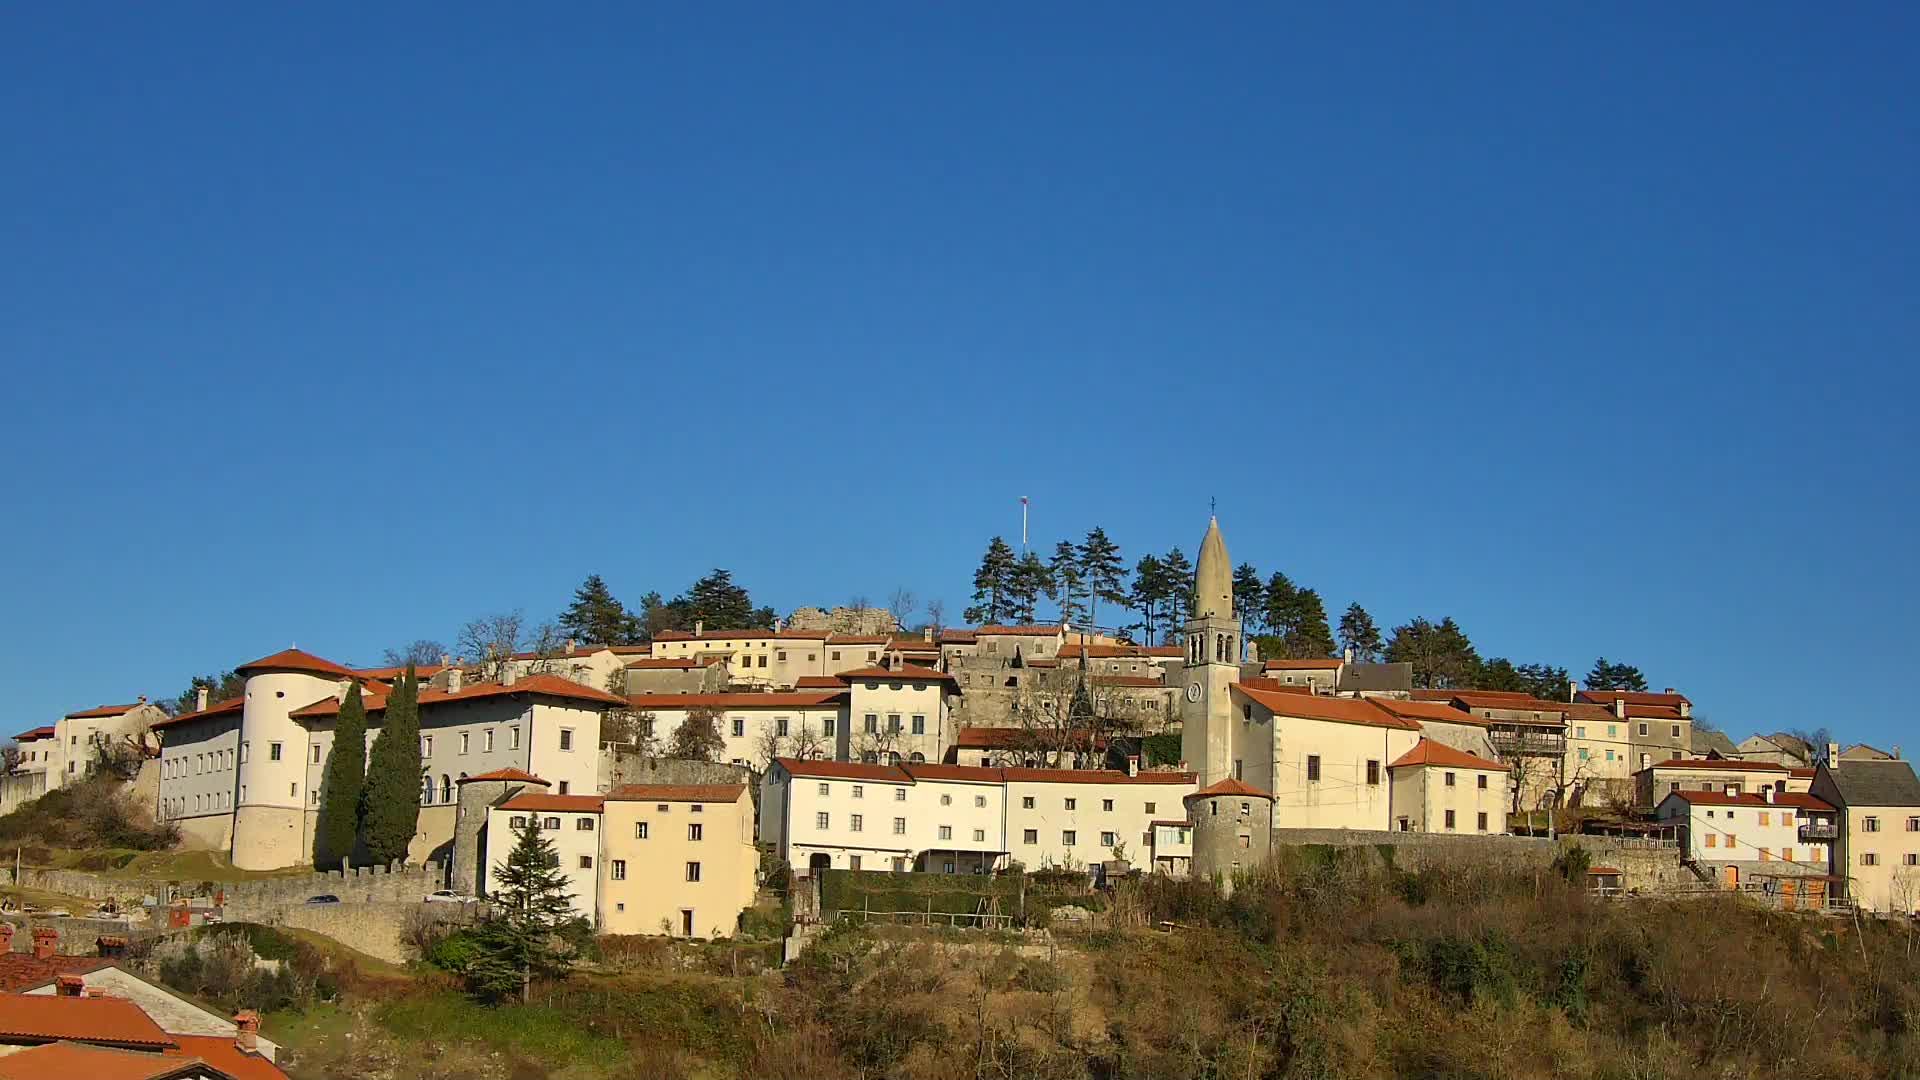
[1722,865,1739,890]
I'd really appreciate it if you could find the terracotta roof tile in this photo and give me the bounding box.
[795,675,849,689]
[292,674,626,719]
[1262,659,1344,671]
[605,784,748,803]
[972,625,1066,637]
[834,664,956,683]
[167,1034,290,1080]
[1059,643,1182,660]
[1188,778,1273,800]
[901,764,1005,783]
[1001,767,1193,786]
[825,634,892,645]
[1232,685,1422,731]
[457,768,549,785]
[1645,758,1789,772]
[0,994,174,1049]
[0,952,116,993]
[1388,738,1508,772]
[1367,698,1487,727]
[1234,678,1315,694]
[12,727,56,742]
[62,703,148,720]
[624,658,719,670]
[937,631,978,644]
[1578,689,1692,708]
[652,629,828,641]
[1660,790,1834,811]
[624,692,846,710]
[149,697,245,731]
[774,758,912,782]
[233,649,354,678]
[497,793,605,813]
[0,1042,217,1080]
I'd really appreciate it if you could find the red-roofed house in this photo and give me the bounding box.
[1386,739,1510,834]
[1655,788,1839,887]
[1226,685,1422,831]
[2,698,168,815]
[1634,757,1796,808]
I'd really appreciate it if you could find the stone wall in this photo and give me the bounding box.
[599,754,754,795]
[9,863,444,912]
[785,607,899,635]
[260,901,474,965]
[1266,828,1696,895]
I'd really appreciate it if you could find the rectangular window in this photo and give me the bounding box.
[1671,724,1681,739]
[895,789,906,802]
[635,822,649,839]
[1638,723,1648,737]
[1477,775,1488,790]
[974,828,986,842]
[510,726,520,749]
[777,651,787,662]
[758,655,767,668]
[558,781,570,795]
[269,742,283,762]
[815,812,830,829]
[686,862,702,882]
[732,718,745,738]
[1145,802,1156,814]
[888,714,901,733]
[1233,759,1243,781]
[865,714,878,734]
[1576,726,1586,739]
[850,814,863,832]
[1023,829,1038,844]
[1444,809,1456,831]
[611,860,627,880]
[1760,812,1771,827]
[1706,834,1717,848]
[485,729,495,752]
[1861,853,1879,866]
[1477,812,1488,831]
[1065,797,1077,810]
[1022,796,1035,809]
[1905,854,1918,867]
[824,717,836,736]
[1307,755,1321,783]
[240,741,248,763]
[579,855,593,869]
[1366,760,1380,786]
[1101,831,1117,847]
[941,794,952,806]
[688,823,703,841]
[893,817,906,835]
[544,817,560,830]
[577,817,594,831]
[912,715,925,734]
[1063,830,1076,846]
[818,782,831,797]
[559,729,574,751]
[511,816,527,828]
[311,745,321,764]
[1102,799,1115,812]
[422,735,433,757]
[1782,848,1795,862]
[776,717,789,737]
[1760,849,1771,861]
[1865,817,1881,832]
[972,794,986,808]
[1445,772,1456,787]
[459,733,470,755]
[851,785,864,799]
[939,825,952,840]
[1908,817,1919,832]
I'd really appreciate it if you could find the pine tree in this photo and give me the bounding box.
[1386,617,1481,689]
[1262,572,1299,641]
[1231,564,1266,633]
[314,682,367,870]
[1047,540,1086,625]
[558,573,638,645]
[674,569,768,630]
[1517,662,1571,701]
[964,537,1018,625]
[1008,552,1050,624]
[1476,657,1528,694]
[1160,547,1194,632]
[361,666,423,866]
[668,706,726,762]
[467,817,579,1002]
[1285,588,1336,658]
[1128,554,1169,644]
[1077,528,1127,630]
[1337,603,1384,662]
[1586,658,1648,692]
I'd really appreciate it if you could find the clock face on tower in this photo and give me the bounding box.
[1185,683,1202,703]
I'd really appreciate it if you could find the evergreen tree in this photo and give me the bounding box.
[1127,554,1169,644]
[1518,662,1572,701]
[964,537,1018,626]
[668,706,726,762]
[1077,528,1127,629]
[672,569,770,631]
[314,682,367,870]
[1047,540,1086,624]
[1476,657,1528,694]
[1586,658,1649,692]
[1008,552,1050,624]
[1337,603,1384,662]
[1262,572,1299,641]
[361,666,423,866]
[467,817,580,1002]
[1160,547,1194,632]
[558,573,639,645]
[1386,617,1481,689]
[1231,563,1266,633]
[1284,588,1336,658]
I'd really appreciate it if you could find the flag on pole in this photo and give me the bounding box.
[1020,496,1029,551]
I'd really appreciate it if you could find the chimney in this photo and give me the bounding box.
[447,667,464,694]
[95,935,128,959]
[1894,745,1902,760]
[565,638,576,657]
[923,627,933,643]
[136,696,146,705]
[54,974,84,998]
[1247,639,1262,664]
[0,923,15,952]
[1613,699,1628,720]
[1827,742,1840,768]
[195,687,209,712]
[233,1010,260,1053]
[502,666,517,687]
[1766,786,1777,804]
[1568,680,1578,703]
[439,652,451,667]
[694,620,704,636]
[31,928,58,961]
[1343,646,1355,665]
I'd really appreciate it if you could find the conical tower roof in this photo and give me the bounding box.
[1193,516,1233,619]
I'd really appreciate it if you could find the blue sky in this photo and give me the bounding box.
[3,4,1915,747]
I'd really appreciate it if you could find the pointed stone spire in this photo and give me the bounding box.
[1193,515,1233,619]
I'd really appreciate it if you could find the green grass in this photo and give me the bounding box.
[377,991,628,1070]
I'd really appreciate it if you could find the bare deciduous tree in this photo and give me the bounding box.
[925,599,946,634]
[888,587,917,631]
[384,639,448,667]
[457,612,526,681]
[788,726,829,761]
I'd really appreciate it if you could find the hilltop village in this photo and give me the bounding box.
[9,516,1920,944]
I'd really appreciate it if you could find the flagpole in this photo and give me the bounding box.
[1020,496,1029,556]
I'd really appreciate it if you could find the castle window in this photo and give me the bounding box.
[440,775,452,803]
[269,742,283,762]
[1306,755,1321,783]
[1366,760,1380,786]
[511,816,526,828]
[559,729,575,751]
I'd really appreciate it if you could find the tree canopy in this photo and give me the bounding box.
[1337,603,1383,662]
[361,666,422,866]
[467,817,582,1002]
[1386,617,1481,689]
[558,573,642,645]
[964,537,1019,626]
[1585,657,1649,692]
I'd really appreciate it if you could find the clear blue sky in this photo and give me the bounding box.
[4,5,1915,748]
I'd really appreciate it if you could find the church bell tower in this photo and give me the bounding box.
[1179,515,1241,787]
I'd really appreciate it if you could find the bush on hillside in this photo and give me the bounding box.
[0,773,178,851]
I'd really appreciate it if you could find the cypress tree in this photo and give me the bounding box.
[313,681,367,870]
[361,665,423,866]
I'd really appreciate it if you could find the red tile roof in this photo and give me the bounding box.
[1578,689,1692,708]
[973,625,1066,637]
[1262,658,1343,671]
[1232,685,1422,731]
[1646,758,1790,773]
[167,1034,290,1080]
[1442,691,1569,713]
[1000,767,1193,786]
[497,793,605,814]
[12,727,56,742]
[795,675,848,689]
[1188,778,1273,800]
[885,638,941,651]
[774,758,912,782]
[937,631,978,644]
[1660,790,1834,811]
[62,703,148,720]
[623,692,846,710]
[1389,738,1508,772]
[0,994,174,1049]
[148,697,245,731]
[1367,698,1487,727]
[233,649,354,678]
[1059,643,1181,660]
[1788,767,1817,779]
[1561,702,1617,722]
[457,768,549,786]
[624,658,718,670]
[902,763,1005,783]
[0,952,116,993]
[774,757,1191,787]
[0,1042,219,1080]
[292,674,626,719]
[1234,679,1315,694]
[605,784,748,803]
[826,634,892,645]
[652,628,828,641]
[833,665,956,683]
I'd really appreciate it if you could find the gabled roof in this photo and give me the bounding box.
[1578,689,1692,708]
[0,1042,228,1080]
[652,628,828,642]
[825,634,891,645]
[149,696,245,731]
[623,692,846,710]
[1441,691,1569,714]
[0,951,116,993]
[1187,778,1273,800]
[1646,758,1789,773]
[292,675,626,719]
[1232,685,1421,731]
[795,675,848,689]
[233,649,355,678]
[1388,738,1507,772]
[775,758,912,783]
[457,768,549,786]
[937,630,978,644]
[167,1034,290,1080]
[497,793,605,814]
[951,726,1110,750]
[1659,790,1834,811]
[12,727,56,742]
[1822,759,1920,807]
[62,703,148,720]
[833,664,956,683]
[0,993,175,1049]
[606,783,749,803]
[1262,658,1343,671]
[1366,698,1486,727]
[1000,767,1193,786]
[1691,729,1741,758]
[1059,643,1182,660]
[973,625,1066,637]
[902,763,1006,784]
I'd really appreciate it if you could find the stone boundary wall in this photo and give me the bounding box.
[10,863,444,912]
[260,901,477,965]
[1268,828,1696,894]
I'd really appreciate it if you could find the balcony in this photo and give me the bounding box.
[1488,730,1566,756]
[1798,821,1839,842]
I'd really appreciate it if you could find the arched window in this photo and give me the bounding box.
[440,775,452,804]
[1214,634,1224,662]
[909,752,925,763]
[421,775,433,805]
[888,752,902,766]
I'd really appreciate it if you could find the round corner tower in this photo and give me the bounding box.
[452,770,549,895]
[230,649,351,871]
[1185,779,1273,894]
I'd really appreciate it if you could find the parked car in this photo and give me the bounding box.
[305,895,341,905]
[424,890,476,904]
[41,909,70,918]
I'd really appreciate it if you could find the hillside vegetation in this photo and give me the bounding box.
[263,847,1918,1080]
[0,773,177,855]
